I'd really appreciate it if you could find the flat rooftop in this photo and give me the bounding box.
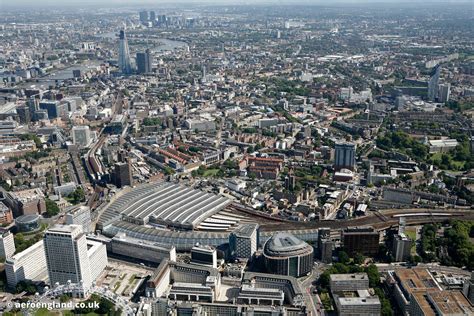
[232,223,259,238]
[394,268,440,297]
[330,273,368,282]
[337,296,381,306]
[411,290,474,316]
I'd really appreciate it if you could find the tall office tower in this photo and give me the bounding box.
[229,223,259,260]
[114,161,133,188]
[149,11,156,23]
[428,65,441,101]
[44,225,92,288]
[16,106,31,124]
[72,125,91,147]
[139,11,149,24]
[118,29,132,75]
[0,229,15,260]
[136,49,152,74]
[438,83,451,103]
[334,142,356,171]
[159,15,167,26]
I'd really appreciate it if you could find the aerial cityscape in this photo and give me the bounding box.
[0,1,473,315]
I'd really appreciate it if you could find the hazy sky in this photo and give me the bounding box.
[2,0,470,7]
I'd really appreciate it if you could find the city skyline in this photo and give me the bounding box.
[0,1,472,315]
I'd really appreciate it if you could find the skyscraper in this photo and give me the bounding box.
[428,65,441,101]
[136,49,152,74]
[139,11,149,25]
[118,29,132,75]
[149,11,156,24]
[44,225,92,288]
[334,142,356,170]
[115,160,133,188]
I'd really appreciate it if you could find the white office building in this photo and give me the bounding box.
[65,206,92,233]
[330,273,370,292]
[86,240,108,282]
[44,225,92,289]
[5,240,47,288]
[0,229,15,260]
[334,296,381,316]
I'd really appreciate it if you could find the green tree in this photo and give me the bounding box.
[67,187,85,204]
[45,198,60,217]
[365,264,380,288]
[375,287,393,316]
[338,250,350,264]
[354,253,366,265]
[16,280,37,294]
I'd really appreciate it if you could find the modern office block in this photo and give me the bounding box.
[334,296,381,316]
[393,233,412,262]
[136,49,152,74]
[65,206,92,233]
[191,245,217,268]
[0,229,15,260]
[39,101,61,119]
[5,240,47,288]
[263,232,313,278]
[342,226,380,257]
[44,225,92,288]
[86,240,108,282]
[330,273,370,292]
[229,223,259,260]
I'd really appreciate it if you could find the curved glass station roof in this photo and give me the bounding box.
[98,181,231,229]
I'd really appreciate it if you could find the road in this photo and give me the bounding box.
[300,264,326,316]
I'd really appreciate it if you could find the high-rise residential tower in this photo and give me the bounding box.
[118,29,132,74]
[428,65,441,101]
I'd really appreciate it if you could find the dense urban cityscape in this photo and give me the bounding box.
[0,1,473,315]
